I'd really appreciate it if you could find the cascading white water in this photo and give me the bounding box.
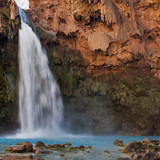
[15,0,64,137]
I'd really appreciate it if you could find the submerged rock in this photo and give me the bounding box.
[35,148,53,154]
[102,150,110,154]
[60,153,65,157]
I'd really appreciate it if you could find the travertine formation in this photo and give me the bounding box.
[28,0,160,77]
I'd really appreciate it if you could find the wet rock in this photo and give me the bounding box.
[154,152,160,160]
[87,145,92,149]
[121,142,136,153]
[141,138,151,144]
[5,147,12,151]
[35,148,53,154]
[131,153,143,160]
[22,141,33,152]
[12,146,25,153]
[64,142,72,147]
[60,154,65,157]
[102,150,110,154]
[16,143,23,145]
[24,155,34,159]
[70,146,79,150]
[79,145,85,149]
[117,158,130,160]
[114,140,124,147]
[35,141,45,147]
[48,143,65,150]
[143,152,155,160]
[1,155,34,160]
[121,141,145,154]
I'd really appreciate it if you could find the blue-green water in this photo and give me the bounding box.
[0,135,159,160]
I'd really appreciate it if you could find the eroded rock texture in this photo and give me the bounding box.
[26,0,160,135]
[28,0,159,76]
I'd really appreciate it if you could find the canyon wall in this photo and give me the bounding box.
[0,0,160,135]
[27,0,160,135]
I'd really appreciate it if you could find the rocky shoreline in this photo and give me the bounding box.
[2,138,160,160]
[114,138,160,160]
[3,141,92,160]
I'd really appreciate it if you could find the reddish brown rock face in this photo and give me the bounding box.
[25,0,160,136]
[22,141,33,152]
[28,0,160,77]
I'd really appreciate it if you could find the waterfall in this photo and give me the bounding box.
[15,1,64,137]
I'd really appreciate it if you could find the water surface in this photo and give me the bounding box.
[0,135,159,160]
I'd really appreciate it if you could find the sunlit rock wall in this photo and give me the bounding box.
[27,0,160,135]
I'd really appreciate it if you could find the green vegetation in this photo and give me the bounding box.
[107,71,160,115]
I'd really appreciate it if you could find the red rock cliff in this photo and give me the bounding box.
[28,0,160,77]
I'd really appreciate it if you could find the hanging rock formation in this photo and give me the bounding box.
[28,0,160,77]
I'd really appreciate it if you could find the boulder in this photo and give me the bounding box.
[35,141,45,147]
[5,147,12,151]
[141,138,151,144]
[87,146,92,149]
[114,140,124,147]
[122,142,136,153]
[60,154,64,157]
[122,142,145,154]
[64,142,72,147]
[154,151,160,160]
[35,148,53,154]
[143,152,155,160]
[79,145,85,149]
[131,153,143,160]
[12,146,25,153]
[22,141,33,152]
